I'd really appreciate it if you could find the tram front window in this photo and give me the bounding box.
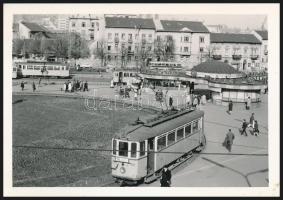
[118,141,128,157]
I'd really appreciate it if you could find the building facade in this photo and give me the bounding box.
[57,15,70,31]
[155,20,211,70]
[252,30,268,70]
[104,16,156,68]
[18,21,51,39]
[210,33,263,72]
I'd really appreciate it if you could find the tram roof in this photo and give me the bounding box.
[113,68,140,72]
[114,109,204,142]
[15,61,66,66]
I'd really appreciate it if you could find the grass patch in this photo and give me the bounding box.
[13,95,154,186]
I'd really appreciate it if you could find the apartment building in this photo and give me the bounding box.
[210,33,262,72]
[155,20,211,70]
[104,16,156,67]
[252,30,268,70]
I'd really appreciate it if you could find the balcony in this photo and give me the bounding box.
[114,37,119,44]
[212,54,222,60]
[264,50,268,55]
[232,54,242,60]
[250,55,259,60]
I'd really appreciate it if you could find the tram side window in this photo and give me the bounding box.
[193,120,199,132]
[66,66,69,70]
[177,127,184,141]
[27,65,33,70]
[54,66,60,70]
[140,141,146,156]
[131,142,137,158]
[185,124,192,137]
[118,141,128,157]
[47,66,54,70]
[23,65,26,70]
[167,131,176,146]
[18,65,22,69]
[157,135,166,150]
[61,66,65,70]
[112,140,117,155]
[34,66,40,70]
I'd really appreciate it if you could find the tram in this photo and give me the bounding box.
[112,68,139,86]
[12,66,22,79]
[111,108,206,185]
[148,61,183,70]
[14,61,70,78]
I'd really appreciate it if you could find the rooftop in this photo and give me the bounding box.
[191,60,242,74]
[210,33,262,44]
[255,30,268,40]
[158,20,210,33]
[105,17,155,29]
[21,21,50,32]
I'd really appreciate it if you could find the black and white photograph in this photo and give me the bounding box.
[3,3,280,197]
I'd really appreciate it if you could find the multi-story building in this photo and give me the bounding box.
[104,16,156,68]
[252,30,268,70]
[68,15,101,41]
[57,15,70,31]
[210,33,262,72]
[18,21,51,39]
[155,20,210,70]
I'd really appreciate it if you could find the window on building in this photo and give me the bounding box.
[121,43,125,49]
[115,45,118,51]
[184,36,190,43]
[122,33,125,40]
[131,143,137,158]
[118,141,128,157]
[108,33,112,40]
[82,22,86,27]
[177,127,184,141]
[91,22,95,28]
[167,131,176,146]
[115,33,119,38]
[128,46,132,51]
[244,47,248,54]
[72,22,76,27]
[90,33,94,40]
[135,34,139,40]
[264,45,267,51]
[166,35,172,41]
[128,33,132,39]
[108,45,111,51]
[157,135,166,150]
[135,56,139,60]
[225,46,230,56]
[157,35,161,41]
[128,56,131,61]
[108,55,111,61]
[200,36,205,43]
[184,47,189,52]
[200,47,204,52]
[142,34,146,39]
[185,124,192,137]
[140,141,145,156]
[148,34,152,41]
[115,55,118,60]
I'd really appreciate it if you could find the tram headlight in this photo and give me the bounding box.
[120,167,126,174]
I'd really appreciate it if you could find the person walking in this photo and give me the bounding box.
[68,81,72,92]
[169,96,173,108]
[245,97,251,110]
[240,119,248,136]
[63,82,67,92]
[186,92,191,107]
[223,129,235,152]
[84,81,89,92]
[20,81,24,91]
[193,96,198,108]
[227,100,233,115]
[160,167,172,187]
[38,77,41,86]
[248,113,255,128]
[253,120,260,136]
[32,81,36,92]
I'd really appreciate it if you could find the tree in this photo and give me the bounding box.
[12,39,24,56]
[154,36,175,62]
[94,39,107,68]
[135,39,153,70]
[68,32,90,65]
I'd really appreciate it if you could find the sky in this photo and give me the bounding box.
[161,15,267,30]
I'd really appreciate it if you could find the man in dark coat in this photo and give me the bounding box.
[32,81,36,92]
[84,81,89,92]
[160,167,172,187]
[253,120,259,136]
[169,96,173,108]
[20,81,24,91]
[223,129,235,152]
[241,119,248,136]
[228,100,233,115]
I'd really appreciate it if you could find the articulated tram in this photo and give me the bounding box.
[111,108,206,184]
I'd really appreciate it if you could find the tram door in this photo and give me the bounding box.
[118,72,123,83]
[147,138,155,174]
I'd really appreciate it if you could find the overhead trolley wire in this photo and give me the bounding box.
[13,145,267,156]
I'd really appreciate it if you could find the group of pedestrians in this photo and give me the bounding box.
[240,113,260,137]
[20,81,36,92]
[63,79,88,93]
